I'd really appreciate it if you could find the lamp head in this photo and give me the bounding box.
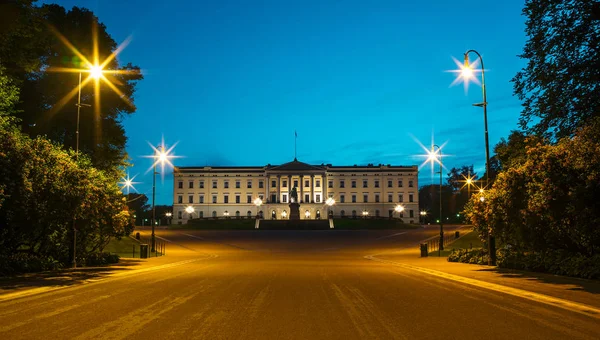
[89,65,103,79]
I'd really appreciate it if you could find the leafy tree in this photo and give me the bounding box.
[512,0,600,139]
[126,193,149,225]
[465,118,600,256]
[0,2,143,170]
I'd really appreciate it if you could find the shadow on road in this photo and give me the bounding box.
[0,259,145,291]
[476,267,600,295]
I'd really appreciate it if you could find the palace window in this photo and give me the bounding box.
[199,195,204,203]
[409,193,414,202]
[305,180,309,187]
[410,210,414,218]
[178,195,183,204]
[375,194,380,203]
[189,181,194,189]
[305,194,310,203]
[352,181,357,188]
[272,180,277,187]
[398,180,403,188]
[247,195,252,204]
[294,180,298,187]
[212,195,217,204]
[374,180,379,188]
[328,180,333,188]
[363,194,368,203]
[224,181,229,189]
[409,180,414,188]
[178,181,183,189]
[282,180,287,188]
[388,194,393,203]
[178,211,182,219]
[236,181,240,188]
[247,180,252,188]
[282,194,288,203]
[259,181,264,188]
[387,180,392,188]
[399,194,404,202]
[199,181,204,189]
[363,180,368,188]
[316,180,321,187]
[340,195,345,203]
[188,195,193,203]
[236,195,240,203]
[340,180,345,188]
[316,194,321,203]
[224,195,229,204]
[212,181,217,189]
[352,195,357,203]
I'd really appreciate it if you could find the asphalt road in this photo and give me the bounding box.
[0,226,598,339]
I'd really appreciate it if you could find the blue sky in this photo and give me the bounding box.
[44,0,527,205]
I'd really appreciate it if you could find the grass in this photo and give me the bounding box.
[103,236,165,258]
[169,218,420,230]
[429,230,484,257]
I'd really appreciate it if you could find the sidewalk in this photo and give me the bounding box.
[374,245,600,310]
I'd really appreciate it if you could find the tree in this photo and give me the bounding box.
[465,118,600,256]
[512,0,600,139]
[0,2,143,170]
[126,193,149,225]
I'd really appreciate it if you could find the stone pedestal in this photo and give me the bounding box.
[289,203,300,220]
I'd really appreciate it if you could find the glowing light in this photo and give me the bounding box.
[326,197,335,206]
[412,134,449,172]
[460,172,478,191]
[446,56,482,94]
[282,210,287,218]
[480,196,485,202]
[118,173,139,195]
[45,24,138,118]
[254,197,263,207]
[89,65,103,79]
[420,211,427,216]
[395,205,405,213]
[185,206,195,214]
[165,212,172,217]
[144,137,181,180]
[305,210,311,218]
[479,188,485,193]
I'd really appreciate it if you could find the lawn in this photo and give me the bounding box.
[169,218,420,230]
[429,230,484,257]
[104,236,165,258]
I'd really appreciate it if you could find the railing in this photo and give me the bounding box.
[112,237,166,258]
[422,232,460,254]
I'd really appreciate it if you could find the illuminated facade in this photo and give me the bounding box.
[173,159,419,224]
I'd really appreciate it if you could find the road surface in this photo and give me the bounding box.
[0,226,598,339]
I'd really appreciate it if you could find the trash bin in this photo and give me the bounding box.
[140,244,149,259]
[420,243,428,257]
[455,231,460,239]
[135,232,140,240]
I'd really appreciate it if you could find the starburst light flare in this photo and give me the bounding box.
[446,56,482,94]
[118,173,140,195]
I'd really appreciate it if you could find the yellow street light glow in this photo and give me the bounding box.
[282,210,287,218]
[326,197,335,206]
[144,137,181,179]
[395,204,405,213]
[118,173,139,195]
[254,197,263,207]
[479,188,485,193]
[446,56,482,94]
[46,24,137,118]
[480,196,485,202]
[185,206,195,214]
[89,64,103,79]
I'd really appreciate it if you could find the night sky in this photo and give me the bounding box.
[43,0,527,205]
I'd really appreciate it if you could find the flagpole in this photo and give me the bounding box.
[294,130,297,160]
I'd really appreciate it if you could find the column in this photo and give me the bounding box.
[277,175,281,203]
[323,173,327,201]
[288,175,292,202]
[266,174,270,202]
[310,175,314,203]
[300,175,304,203]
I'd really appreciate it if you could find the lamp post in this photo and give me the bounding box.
[254,197,262,219]
[394,204,405,220]
[420,210,427,225]
[305,210,311,219]
[326,197,335,219]
[72,65,103,268]
[459,50,496,265]
[151,145,169,252]
[428,144,444,251]
[185,205,195,219]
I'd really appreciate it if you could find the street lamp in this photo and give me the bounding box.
[223,211,230,218]
[185,205,195,219]
[326,197,335,219]
[282,210,288,219]
[362,210,369,219]
[420,210,427,224]
[305,210,311,219]
[427,145,444,251]
[254,197,262,219]
[165,212,172,225]
[394,204,405,219]
[150,145,172,252]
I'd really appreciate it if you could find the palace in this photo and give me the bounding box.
[173,158,419,224]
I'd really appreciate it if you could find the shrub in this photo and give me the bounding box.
[0,253,63,276]
[84,252,120,266]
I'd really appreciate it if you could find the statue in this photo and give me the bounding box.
[290,186,298,203]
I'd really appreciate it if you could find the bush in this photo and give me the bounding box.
[0,253,63,276]
[84,252,120,266]
[448,248,488,265]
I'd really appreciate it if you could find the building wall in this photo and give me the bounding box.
[173,163,419,224]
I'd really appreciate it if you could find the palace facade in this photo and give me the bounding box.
[173,159,419,224]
